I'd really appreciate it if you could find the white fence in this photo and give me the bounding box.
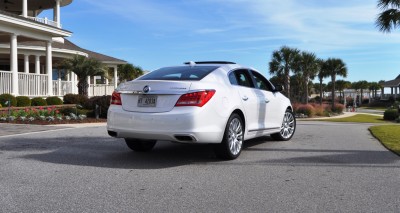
[0,70,12,94]
[18,73,48,97]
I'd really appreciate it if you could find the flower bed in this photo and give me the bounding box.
[0,105,105,125]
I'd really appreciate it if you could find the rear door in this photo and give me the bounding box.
[250,70,283,129]
[228,69,260,132]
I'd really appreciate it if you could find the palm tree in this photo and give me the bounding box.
[355,80,369,106]
[118,63,144,82]
[269,46,300,99]
[323,58,348,110]
[369,82,382,99]
[316,59,328,105]
[335,80,351,103]
[293,51,318,104]
[59,55,108,96]
[376,0,400,32]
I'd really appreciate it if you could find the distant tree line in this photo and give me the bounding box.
[268,46,385,108]
[269,46,347,110]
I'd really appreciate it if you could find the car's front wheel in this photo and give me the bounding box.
[124,139,157,152]
[214,113,244,160]
[271,109,296,141]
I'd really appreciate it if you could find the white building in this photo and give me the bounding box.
[0,0,126,97]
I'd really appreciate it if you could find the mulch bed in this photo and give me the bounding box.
[0,118,106,125]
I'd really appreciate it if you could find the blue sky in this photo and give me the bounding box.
[46,0,400,83]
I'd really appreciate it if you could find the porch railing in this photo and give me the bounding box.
[53,80,73,96]
[1,72,115,97]
[0,70,12,94]
[89,84,115,97]
[18,73,48,97]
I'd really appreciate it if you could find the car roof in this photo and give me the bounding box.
[182,61,244,71]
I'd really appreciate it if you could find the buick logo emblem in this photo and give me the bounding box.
[143,85,150,93]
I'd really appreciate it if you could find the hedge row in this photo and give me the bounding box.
[293,103,345,117]
[0,93,111,118]
[0,94,64,107]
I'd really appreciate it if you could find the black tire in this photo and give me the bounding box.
[214,113,244,160]
[124,138,157,152]
[271,109,296,141]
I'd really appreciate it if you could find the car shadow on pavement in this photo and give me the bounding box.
[1,135,398,169]
[0,136,222,169]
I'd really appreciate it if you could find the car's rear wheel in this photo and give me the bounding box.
[124,139,157,152]
[271,109,296,141]
[214,113,244,160]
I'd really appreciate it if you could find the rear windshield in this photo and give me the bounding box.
[138,66,218,81]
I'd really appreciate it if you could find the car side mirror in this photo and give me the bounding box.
[274,85,284,92]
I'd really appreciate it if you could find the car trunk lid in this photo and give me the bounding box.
[118,80,192,113]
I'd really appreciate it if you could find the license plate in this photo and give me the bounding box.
[137,95,157,107]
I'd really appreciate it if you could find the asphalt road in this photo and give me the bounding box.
[0,122,399,212]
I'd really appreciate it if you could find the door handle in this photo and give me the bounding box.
[242,96,248,101]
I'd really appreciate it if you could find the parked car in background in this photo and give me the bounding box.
[107,61,296,159]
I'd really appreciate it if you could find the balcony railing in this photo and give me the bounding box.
[25,16,60,28]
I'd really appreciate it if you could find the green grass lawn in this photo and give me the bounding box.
[316,114,388,123]
[359,107,386,111]
[369,125,400,156]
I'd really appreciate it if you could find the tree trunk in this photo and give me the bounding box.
[319,80,323,105]
[285,68,291,100]
[304,76,309,104]
[77,79,89,97]
[331,75,336,111]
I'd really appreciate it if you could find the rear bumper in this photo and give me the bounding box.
[107,105,227,143]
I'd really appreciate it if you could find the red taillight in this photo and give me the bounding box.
[111,91,122,105]
[175,90,216,107]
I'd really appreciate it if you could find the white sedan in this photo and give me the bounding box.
[107,61,296,159]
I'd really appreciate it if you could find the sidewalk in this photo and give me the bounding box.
[298,111,382,121]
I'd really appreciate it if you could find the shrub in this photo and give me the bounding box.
[84,95,111,118]
[16,96,31,107]
[331,103,345,113]
[0,93,17,107]
[31,97,47,106]
[384,109,399,121]
[46,96,63,105]
[63,94,88,106]
[295,104,315,117]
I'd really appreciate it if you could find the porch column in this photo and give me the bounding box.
[58,70,61,96]
[10,34,18,96]
[24,55,29,73]
[396,87,398,99]
[74,73,78,94]
[46,41,53,96]
[35,55,40,74]
[22,0,28,17]
[54,0,61,28]
[391,87,394,96]
[113,65,118,89]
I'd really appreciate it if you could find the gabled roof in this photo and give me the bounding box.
[381,74,400,87]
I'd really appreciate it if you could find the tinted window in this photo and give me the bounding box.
[138,66,218,81]
[251,70,274,91]
[229,69,254,88]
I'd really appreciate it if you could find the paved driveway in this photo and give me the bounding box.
[0,121,399,212]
